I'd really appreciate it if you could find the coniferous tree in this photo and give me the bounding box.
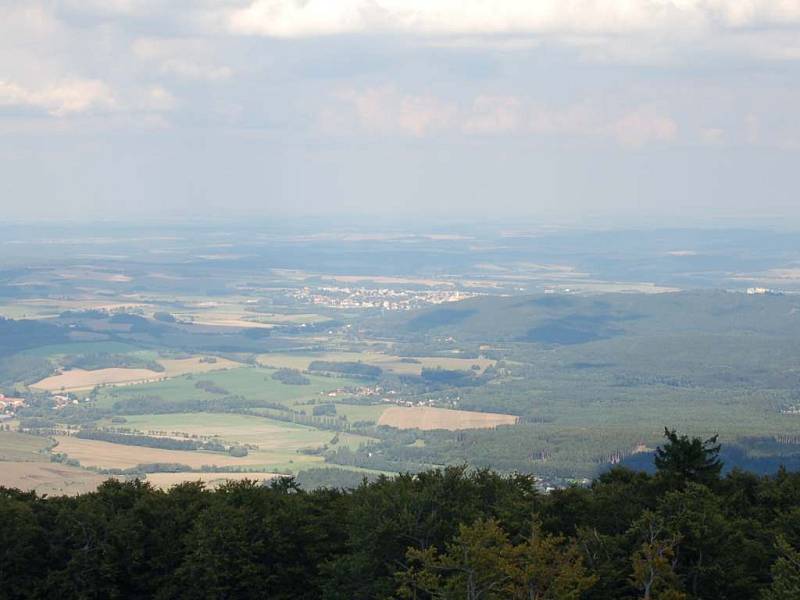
[654,428,722,486]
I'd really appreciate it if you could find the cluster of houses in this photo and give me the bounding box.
[0,393,26,415]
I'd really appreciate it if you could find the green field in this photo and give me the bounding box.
[96,366,361,410]
[20,341,144,358]
[108,412,374,450]
[0,431,52,462]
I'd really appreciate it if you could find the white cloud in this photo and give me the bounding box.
[133,37,234,82]
[327,86,679,146]
[606,109,678,147]
[228,0,800,37]
[331,85,458,136]
[0,79,115,116]
[141,86,178,111]
[463,96,522,134]
[159,59,233,82]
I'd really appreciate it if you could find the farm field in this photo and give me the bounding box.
[0,462,107,496]
[258,351,495,375]
[30,356,242,393]
[96,367,359,409]
[0,431,52,461]
[328,403,389,423]
[32,367,166,391]
[172,302,329,329]
[52,435,326,470]
[377,406,518,431]
[158,356,242,376]
[19,341,143,358]
[110,412,374,451]
[0,298,145,320]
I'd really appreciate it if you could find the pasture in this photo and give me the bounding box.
[95,367,359,409]
[258,351,495,375]
[20,341,143,358]
[377,406,518,431]
[110,412,374,451]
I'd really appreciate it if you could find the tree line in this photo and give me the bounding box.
[1,430,799,599]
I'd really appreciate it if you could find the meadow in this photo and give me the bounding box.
[95,366,361,410]
[258,351,494,375]
[107,412,375,451]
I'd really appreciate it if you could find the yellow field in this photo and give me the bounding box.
[32,367,165,391]
[188,316,276,329]
[258,351,495,376]
[52,436,326,470]
[0,461,107,496]
[172,301,328,329]
[145,471,281,489]
[377,406,518,431]
[30,356,240,392]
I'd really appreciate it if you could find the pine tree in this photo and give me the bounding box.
[654,428,722,486]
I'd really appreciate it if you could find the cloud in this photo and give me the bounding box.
[463,96,522,134]
[327,85,458,136]
[605,109,678,147]
[228,0,800,37]
[0,79,115,116]
[326,85,679,146]
[132,37,234,82]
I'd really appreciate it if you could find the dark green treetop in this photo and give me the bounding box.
[655,428,723,486]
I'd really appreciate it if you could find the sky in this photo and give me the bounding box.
[1,1,799,225]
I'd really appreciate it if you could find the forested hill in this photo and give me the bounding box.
[367,290,800,343]
[2,432,799,599]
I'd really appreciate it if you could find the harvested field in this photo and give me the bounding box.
[31,367,164,391]
[189,317,275,329]
[378,406,518,431]
[0,462,107,496]
[31,356,240,392]
[52,436,309,470]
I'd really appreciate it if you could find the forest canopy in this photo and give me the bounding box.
[1,432,799,599]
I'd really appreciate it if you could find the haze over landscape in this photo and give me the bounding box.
[3,2,800,599]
